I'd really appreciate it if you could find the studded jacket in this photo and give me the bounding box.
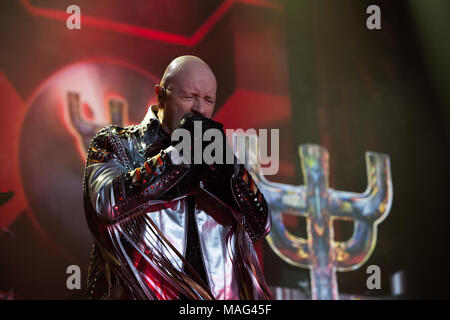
[83,105,272,300]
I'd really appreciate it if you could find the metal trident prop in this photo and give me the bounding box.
[233,135,393,300]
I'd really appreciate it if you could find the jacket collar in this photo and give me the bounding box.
[139,105,171,157]
[141,104,160,125]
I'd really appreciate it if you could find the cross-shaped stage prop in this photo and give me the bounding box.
[232,134,393,300]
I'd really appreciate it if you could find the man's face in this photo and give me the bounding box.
[159,66,216,133]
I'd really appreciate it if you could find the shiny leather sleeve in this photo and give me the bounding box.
[85,128,191,223]
[201,163,271,243]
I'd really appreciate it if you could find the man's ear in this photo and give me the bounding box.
[155,85,165,106]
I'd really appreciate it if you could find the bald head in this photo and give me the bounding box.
[155,56,217,133]
[160,55,217,90]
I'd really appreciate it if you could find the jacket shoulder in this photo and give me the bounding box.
[86,124,138,164]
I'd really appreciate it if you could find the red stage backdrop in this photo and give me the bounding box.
[0,0,296,299]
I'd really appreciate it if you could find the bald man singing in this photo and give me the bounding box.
[83,56,272,300]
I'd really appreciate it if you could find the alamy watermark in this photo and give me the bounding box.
[366,5,381,30]
[366,264,381,290]
[66,265,81,290]
[170,123,280,175]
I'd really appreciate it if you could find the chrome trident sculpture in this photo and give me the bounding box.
[232,135,393,300]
